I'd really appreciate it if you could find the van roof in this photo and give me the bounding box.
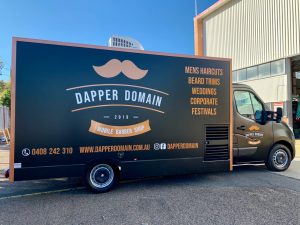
[232,83,251,89]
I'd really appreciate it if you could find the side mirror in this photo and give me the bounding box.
[255,110,262,123]
[255,110,267,125]
[276,107,283,123]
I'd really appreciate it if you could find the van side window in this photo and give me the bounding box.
[234,91,264,120]
[234,91,254,119]
[250,93,263,112]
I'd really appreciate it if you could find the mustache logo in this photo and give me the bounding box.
[93,59,148,80]
[249,125,260,131]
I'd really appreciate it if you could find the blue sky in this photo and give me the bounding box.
[0,0,218,81]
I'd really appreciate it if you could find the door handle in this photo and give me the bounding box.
[237,125,246,131]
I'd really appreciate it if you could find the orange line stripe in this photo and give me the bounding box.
[229,60,233,172]
[66,84,169,96]
[72,104,165,114]
[10,38,17,182]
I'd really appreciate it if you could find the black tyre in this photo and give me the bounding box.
[266,144,291,171]
[86,163,117,193]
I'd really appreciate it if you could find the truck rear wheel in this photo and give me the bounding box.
[86,163,117,192]
[266,144,291,171]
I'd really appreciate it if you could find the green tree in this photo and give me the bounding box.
[0,89,11,109]
[4,81,10,90]
[0,80,6,93]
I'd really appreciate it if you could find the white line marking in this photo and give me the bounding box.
[0,186,85,200]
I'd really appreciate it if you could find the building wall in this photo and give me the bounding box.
[234,58,293,125]
[239,75,287,103]
[202,0,300,70]
[0,106,10,129]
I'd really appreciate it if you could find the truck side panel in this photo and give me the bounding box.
[11,38,232,181]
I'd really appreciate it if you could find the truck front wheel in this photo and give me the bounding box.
[266,144,291,171]
[86,163,117,192]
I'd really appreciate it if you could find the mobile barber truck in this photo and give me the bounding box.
[9,38,295,192]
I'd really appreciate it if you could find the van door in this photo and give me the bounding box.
[234,90,273,162]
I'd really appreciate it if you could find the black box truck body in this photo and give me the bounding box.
[10,38,232,191]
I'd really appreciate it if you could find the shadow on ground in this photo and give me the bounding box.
[1,164,299,198]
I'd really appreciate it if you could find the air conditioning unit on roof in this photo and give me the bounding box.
[108,36,144,50]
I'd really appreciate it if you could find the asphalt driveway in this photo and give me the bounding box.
[0,163,299,225]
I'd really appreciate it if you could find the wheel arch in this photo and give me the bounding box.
[85,158,121,177]
[270,140,295,160]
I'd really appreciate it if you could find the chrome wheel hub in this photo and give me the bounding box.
[90,164,114,188]
[272,149,288,168]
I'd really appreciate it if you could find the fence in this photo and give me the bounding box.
[0,106,9,129]
[0,106,10,144]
